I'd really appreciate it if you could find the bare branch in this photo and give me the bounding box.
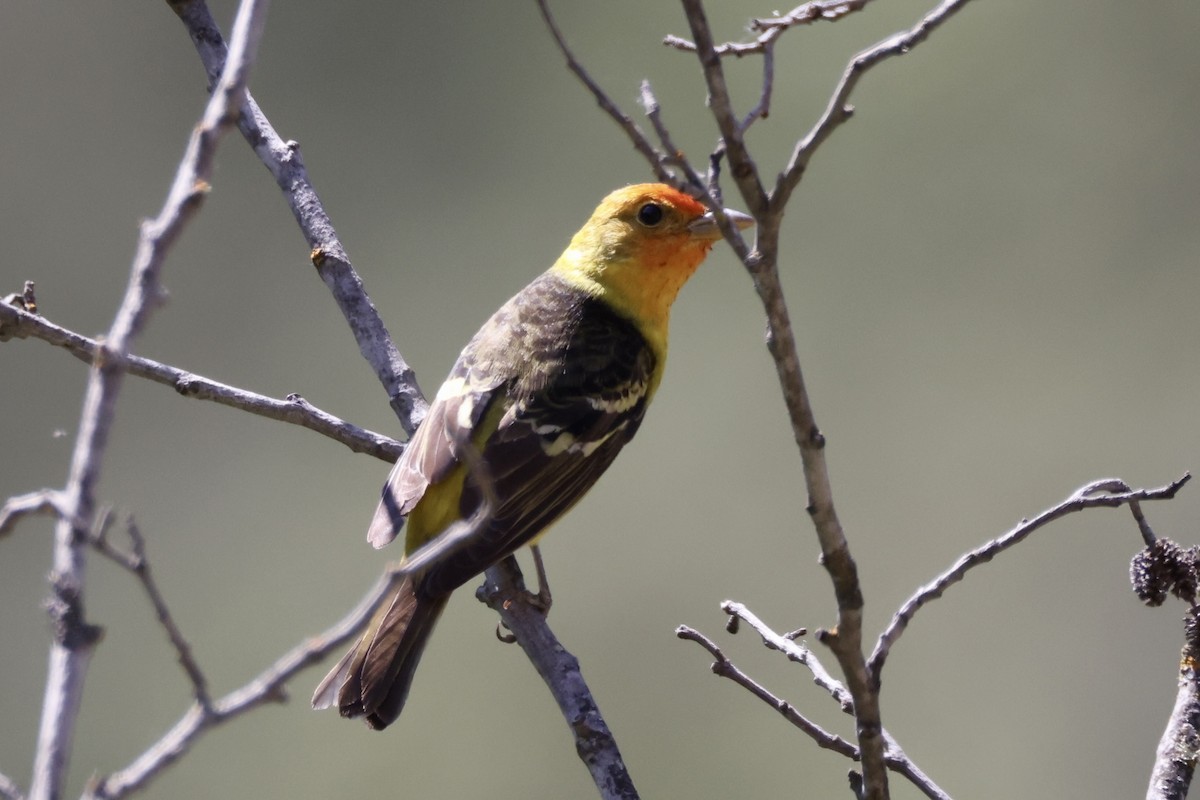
[684,604,953,800]
[868,474,1192,682]
[84,566,405,800]
[478,558,639,800]
[0,302,400,462]
[0,772,24,800]
[0,490,64,539]
[27,4,269,800]
[775,0,979,210]
[738,43,775,133]
[87,515,212,710]
[723,601,851,710]
[676,624,857,757]
[637,81,707,190]
[664,1,878,57]
[168,0,427,437]
[534,0,678,188]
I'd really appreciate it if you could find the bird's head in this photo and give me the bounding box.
[552,183,753,348]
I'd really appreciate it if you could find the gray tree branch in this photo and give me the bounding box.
[0,300,401,462]
[168,0,427,438]
[83,565,406,800]
[869,475,1192,682]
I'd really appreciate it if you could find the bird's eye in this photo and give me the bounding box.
[636,202,664,227]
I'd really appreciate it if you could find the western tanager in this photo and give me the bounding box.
[313,183,753,729]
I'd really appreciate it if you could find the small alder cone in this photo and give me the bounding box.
[1130,539,1198,606]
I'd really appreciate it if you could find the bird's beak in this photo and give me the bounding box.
[688,208,755,240]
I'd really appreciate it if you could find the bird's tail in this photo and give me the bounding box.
[311,575,447,730]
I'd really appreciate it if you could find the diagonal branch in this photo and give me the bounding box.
[676,624,857,757]
[28,4,269,800]
[83,566,406,800]
[87,514,212,710]
[869,474,1192,682]
[534,0,676,188]
[664,0,880,57]
[681,603,953,800]
[168,0,426,438]
[0,771,23,800]
[478,558,638,800]
[0,302,400,462]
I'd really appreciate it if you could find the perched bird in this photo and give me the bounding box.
[312,183,753,729]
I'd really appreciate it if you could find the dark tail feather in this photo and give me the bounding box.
[311,576,447,730]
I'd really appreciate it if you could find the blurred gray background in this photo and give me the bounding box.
[2,1,1198,798]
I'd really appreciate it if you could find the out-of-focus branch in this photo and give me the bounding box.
[167,0,427,438]
[88,514,212,709]
[83,566,405,800]
[869,474,1192,682]
[0,490,63,539]
[27,4,268,800]
[664,0,878,57]
[0,772,24,800]
[478,558,639,800]
[0,301,401,463]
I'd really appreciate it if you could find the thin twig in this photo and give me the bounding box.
[83,566,405,800]
[28,5,268,800]
[168,0,426,437]
[722,603,952,800]
[676,625,856,756]
[0,490,64,539]
[868,474,1192,682]
[637,80,707,190]
[738,43,775,133]
[0,772,24,800]
[534,0,679,188]
[683,606,953,800]
[663,0,878,57]
[0,302,400,462]
[1129,497,1160,547]
[87,517,212,710]
[774,0,979,211]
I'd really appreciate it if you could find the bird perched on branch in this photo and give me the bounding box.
[313,183,753,729]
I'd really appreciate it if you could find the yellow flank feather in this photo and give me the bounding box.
[403,399,508,553]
